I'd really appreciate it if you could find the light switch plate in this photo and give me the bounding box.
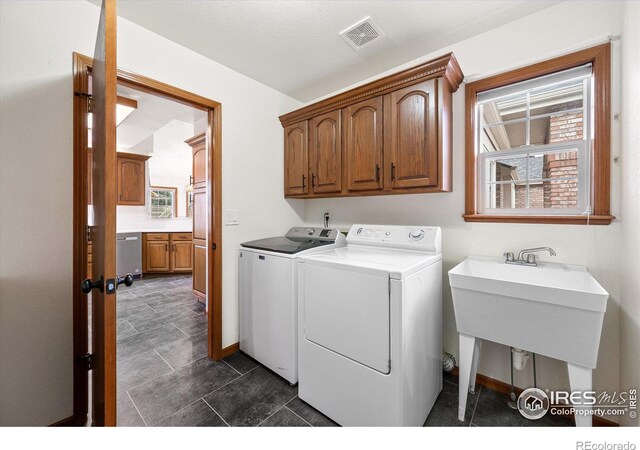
[224,210,240,226]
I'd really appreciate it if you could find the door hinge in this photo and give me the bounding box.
[74,91,93,113]
[79,353,94,371]
[212,243,217,250]
[86,225,92,243]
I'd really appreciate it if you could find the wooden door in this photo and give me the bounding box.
[172,241,193,272]
[343,97,383,192]
[385,79,438,189]
[284,121,308,196]
[146,241,170,272]
[116,153,147,205]
[309,111,342,194]
[90,0,118,427]
[186,133,207,299]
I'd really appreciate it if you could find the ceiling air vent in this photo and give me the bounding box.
[339,16,385,50]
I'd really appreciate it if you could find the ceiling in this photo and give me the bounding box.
[116,84,205,150]
[97,0,561,102]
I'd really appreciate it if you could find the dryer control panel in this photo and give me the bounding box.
[347,224,441,254]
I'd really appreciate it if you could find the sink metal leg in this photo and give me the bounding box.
[458,333,479,422]
[567,363,593,427]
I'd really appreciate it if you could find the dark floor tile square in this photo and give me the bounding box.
[117,324,187,361]
[116,301,158,321]
[424,380,478,426]
[128,357,240,425]
[204,366,297,427]
[443,370,458,386]
[471,387,570,427]
[155,331,208,370]
[146,296,195,313]
[223,351,259,374]
[155,400,227,427]
[260,407,310,427]
[116,320,138,339]
[128,306,198,333]
[285,397,338,427]
[171,312,207,336]
[118,349,173,391]
[117,392,145,427]
[185,301,206,314]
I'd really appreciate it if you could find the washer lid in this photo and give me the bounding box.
[241,236,335,255]
[301,247,441,279]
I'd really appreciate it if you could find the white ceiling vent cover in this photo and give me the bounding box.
[340,17,385,50]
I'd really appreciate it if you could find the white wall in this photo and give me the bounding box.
[618,0,640,427]
[0,0,303,426]
[303,1,628,422]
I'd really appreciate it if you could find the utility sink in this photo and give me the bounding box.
[448,256,609,426]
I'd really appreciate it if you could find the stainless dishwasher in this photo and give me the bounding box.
[116,232,142,278]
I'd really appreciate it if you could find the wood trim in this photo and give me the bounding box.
[279,53,463,126]
[221,342,239,359]
[185,132,206,147]
[72,52,224,426]
[464,43,612,225]
[450,367,618,427]
[463,214,614,225]
[49,415,80,427]
[150,185,178,218]
[116,151,150,162]
[116,95,137,109]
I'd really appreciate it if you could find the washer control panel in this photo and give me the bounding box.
[285,227,342,241]
[347,224,441,253]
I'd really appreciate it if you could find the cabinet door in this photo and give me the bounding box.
[171,241,193,272]
[385,79,438,189]
[343,97,383,192]
[284,121,308,196]
[117,155,146,205]
[192,143,206,190]
[309,110,342,194]
[193,243,207,297]
[146,241,170,272]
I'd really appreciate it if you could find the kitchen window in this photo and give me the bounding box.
[464,44,613,225]
[149,187,177,218]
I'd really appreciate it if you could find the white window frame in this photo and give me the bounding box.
[149,187,176,219]
[475,65,593,216]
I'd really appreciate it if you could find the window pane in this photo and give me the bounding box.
[541,179,579,209]
[481,120,526,152]
[481,95,527,127]
[530,80,584,117]
[488,182,520,209]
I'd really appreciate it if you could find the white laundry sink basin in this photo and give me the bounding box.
[449,256,608,369]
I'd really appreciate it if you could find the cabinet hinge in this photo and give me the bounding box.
[74,91,93,113]
[79,353,94,371]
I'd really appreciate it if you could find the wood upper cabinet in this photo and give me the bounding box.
[279,53,463,198]
[284,121,308,196]
[343,97,383,192]
[117,152,150,205]
[309,110,342,194]
[385,79,438,190]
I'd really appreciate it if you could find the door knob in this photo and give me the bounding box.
[81,277,103,294]
[116,273,134,289]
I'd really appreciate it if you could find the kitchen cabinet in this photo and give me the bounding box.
[309,110,342,194]
[185,132,207,300]
[284,121,308,196]
[142,232,192,273]
[278,53,462,199]
[117,152,150,206]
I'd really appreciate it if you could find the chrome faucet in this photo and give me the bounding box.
[504,247,556,267]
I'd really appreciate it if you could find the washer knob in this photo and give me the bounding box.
[409,229,425,241]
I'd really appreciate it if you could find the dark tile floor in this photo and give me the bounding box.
[116,275,570,427]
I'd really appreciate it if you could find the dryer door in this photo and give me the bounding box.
[302,260,390,374]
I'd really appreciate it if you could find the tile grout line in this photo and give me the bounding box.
[153,349,176,371]
[256,393,300,427]
[125,320,140,334]
[126,391,149,427]
[283,406,313,427]
[221,359,242,376]
[469,385,483,427]
[197,364,260,402]
[202,397,231,427]
[152,396,207,426]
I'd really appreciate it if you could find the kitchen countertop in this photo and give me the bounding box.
[117,229,193,234]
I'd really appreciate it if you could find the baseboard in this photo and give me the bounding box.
[450,367,618,427]
[221,342,239,358]
[49,414,83,427]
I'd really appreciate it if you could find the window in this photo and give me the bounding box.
[149,187,177,218]
[465,44,612,225]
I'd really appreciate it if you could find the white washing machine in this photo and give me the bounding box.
[239,227,346,384]
[297,224,442,426]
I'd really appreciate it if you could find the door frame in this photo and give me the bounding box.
[72,52,223,425]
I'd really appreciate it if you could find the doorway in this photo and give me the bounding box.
[72,53,224,425]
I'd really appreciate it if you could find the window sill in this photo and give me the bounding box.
[462,214,614,225]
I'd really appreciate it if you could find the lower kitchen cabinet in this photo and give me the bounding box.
[142,232,193,273]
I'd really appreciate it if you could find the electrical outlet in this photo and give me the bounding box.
[224,210,240,226]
